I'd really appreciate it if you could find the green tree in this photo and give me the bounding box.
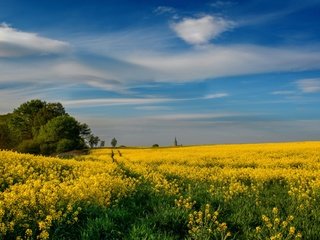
[174,137,178,146]
[8,100,66,142]
[56,139,76,153]
[2,99,93,155]
[79,123,92,138]
[88,135,100,148]
[16,139,40,154]
[0,123,12,149]
[8,99,46,141]
[0,114,16,148]
[32,102,66,136]
[36,115,85,154]
[111,137,117,148]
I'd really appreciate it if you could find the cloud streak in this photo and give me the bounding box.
[124,45,320,82]
[61,92,230,108]
[204,93,229,99]
[61,97,174,107]
[271,90,296,95]
[296,78,320,93]
[0,23,70,57]
[145,112,238,121]
[154,6,176,15]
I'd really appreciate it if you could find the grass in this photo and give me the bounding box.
[1,142,320,239]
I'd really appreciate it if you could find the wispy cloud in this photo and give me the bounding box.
[61,97,174,107]
[135,106,172,111]
[60,93,229,108]
[154,6,176,15]
[0,23,70,57]
[296,78,320,93]
[170,15,234,45]
[209,1,235,8]
[204,92,229,99]
[124,45,320,82]
[271,90,296,95]
[146,112,237,121]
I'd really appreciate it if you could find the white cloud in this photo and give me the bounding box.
[61,97,174,108]
[124,45,320,82]
[52,62,108,78]
[0,59,126,92]
[146,113,237,121]
[271,90,296,95]
[135,106,172,111]
[204,93,229,99]
[296,78,320,93]
[170,15,234,45]
[0,23,69,57]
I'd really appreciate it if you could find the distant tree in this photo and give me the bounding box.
[111,137,117,148]
[36,115,85,154]
[100,141,105,147]
[152,144,159,147]
[174,137,178,147]
[88,135,100,148]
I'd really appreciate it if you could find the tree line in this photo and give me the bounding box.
[0,99,101,155]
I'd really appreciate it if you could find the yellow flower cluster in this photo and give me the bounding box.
[187,204,231,240]
[256,208,302,239]
[0,150,138,239]
[93,142,320,238]
[174,195,196,210]
[1,141,319,239]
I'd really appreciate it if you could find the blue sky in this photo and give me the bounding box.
[0,0,320,145]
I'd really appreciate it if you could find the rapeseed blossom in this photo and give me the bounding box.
[1,141,319,239]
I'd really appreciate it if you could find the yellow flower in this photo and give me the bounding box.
[25,228,33,237]
[282,221,288,228]
[272,207,279,215]
[296,232,302,239]
[289,226,296,235]
[39,230,49,240]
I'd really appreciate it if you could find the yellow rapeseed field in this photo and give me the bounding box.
[1,141,320,239]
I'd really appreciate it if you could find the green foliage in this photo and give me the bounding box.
[152,144,159,147]
[79,123,91,138]
[9,99,46,140]
[2,99,93,155]
[39,142,57,155]
[0,114,17,147]
[8,100,66,142]
[37,115,80,143]
[0,123,13,149]
[88,135,100,148]
[32,102,66,136]
[56,139,77,153]
[36,115,86,154]
[17,139,40,154]
[111,137,117,148]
